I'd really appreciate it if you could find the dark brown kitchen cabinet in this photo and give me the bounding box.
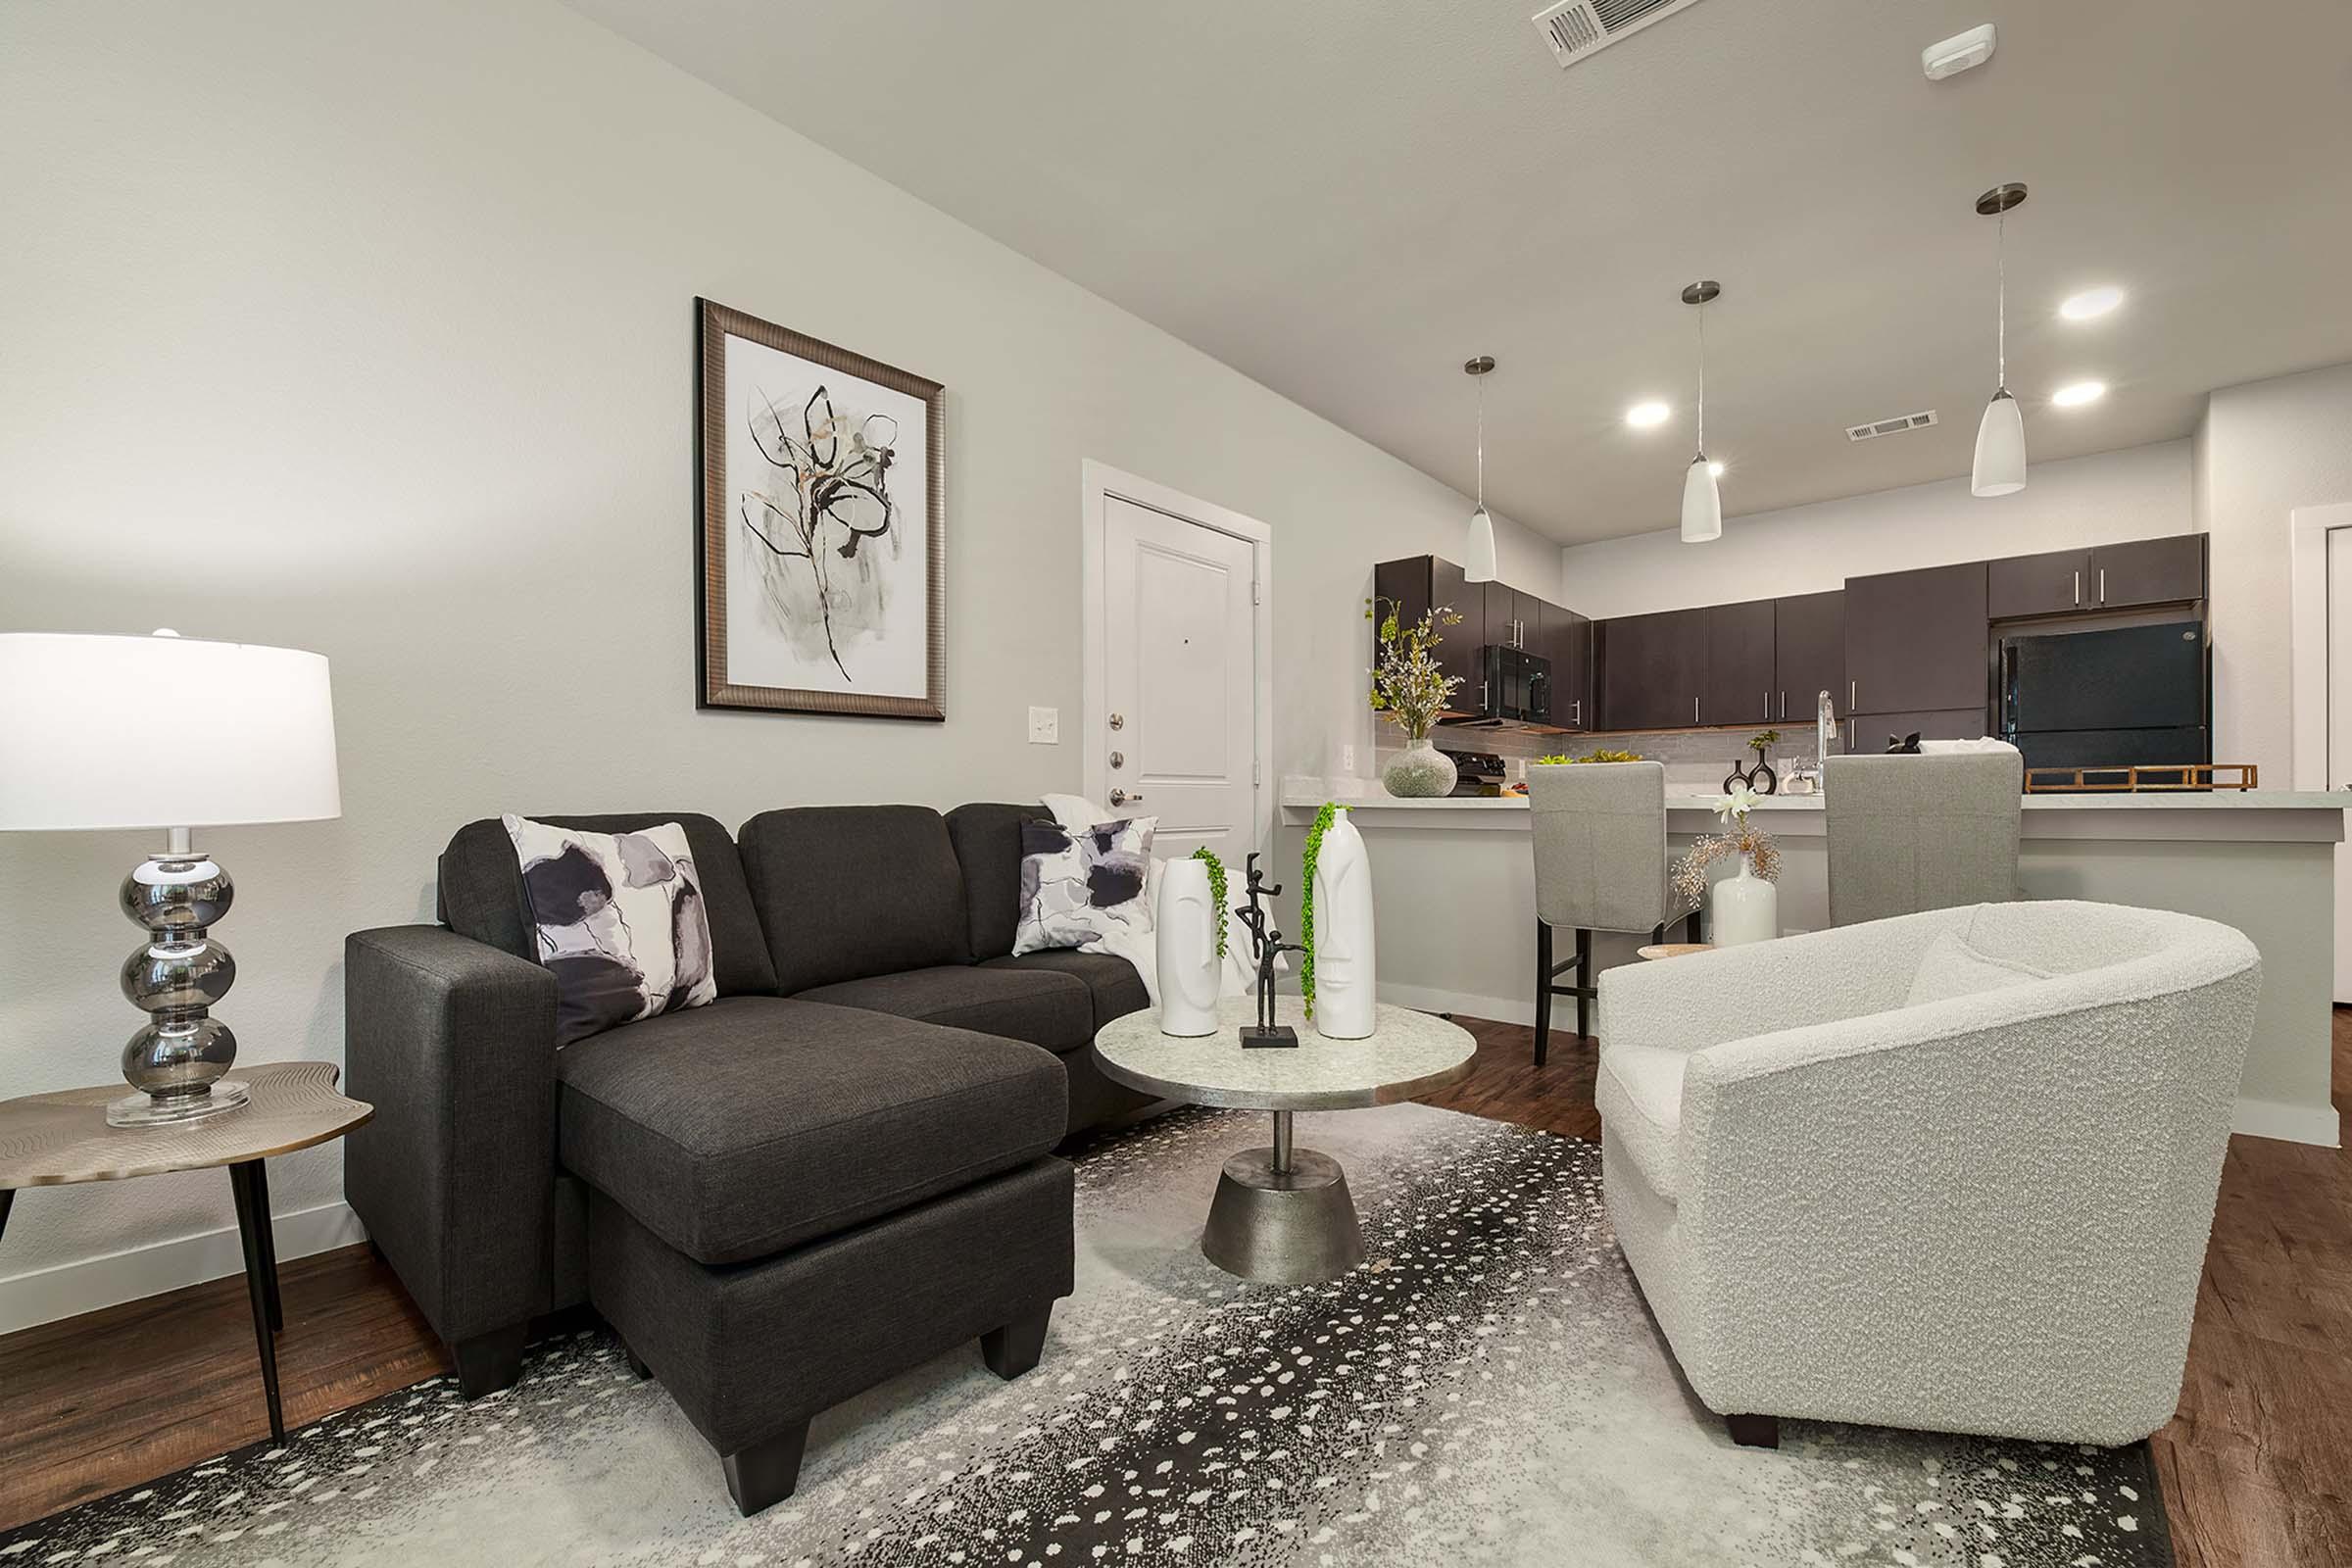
[1843,561,1989,717]
[1538,599,1592,730]
[1601,609,1706,730]
[1372,555,1482,715]
[1987,548,2092,619]
[1772,590,1844,723]
[1701,599,1777,727]
[2088,534,2206,608]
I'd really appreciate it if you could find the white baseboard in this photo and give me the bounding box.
[0,1200,368,1336]
[2230,1097,2342,1148]
[1376,981,1536,1029]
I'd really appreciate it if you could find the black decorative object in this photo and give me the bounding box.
[1233,853,1301,1049]
[1721,757,1778,795]
[1886,732,1924,754]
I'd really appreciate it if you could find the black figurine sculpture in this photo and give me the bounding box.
[1234,852,1301,1049]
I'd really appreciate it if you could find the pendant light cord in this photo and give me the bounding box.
[1695,298,1708,458]
[1995,207,2008,394]
[1475,374,1486,509]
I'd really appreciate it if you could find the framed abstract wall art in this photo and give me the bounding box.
[696,298,946,719]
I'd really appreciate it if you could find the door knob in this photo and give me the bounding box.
[1108,751,1125,769]
[1108,788,1144,807]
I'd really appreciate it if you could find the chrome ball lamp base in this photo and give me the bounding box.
[109,826,248,1128]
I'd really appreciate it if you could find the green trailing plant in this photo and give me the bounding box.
[1298,801,1338,1018]
[1191,845,1229,958]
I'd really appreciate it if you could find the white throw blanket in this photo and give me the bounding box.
[1040,794,1270,1006]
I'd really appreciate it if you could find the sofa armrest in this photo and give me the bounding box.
[1595,906,1964,1057]
[344,924,558,1350]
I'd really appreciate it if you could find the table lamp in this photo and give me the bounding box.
[0,631,341,1126]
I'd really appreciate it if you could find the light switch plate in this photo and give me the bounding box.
[1341,744,1356,774]
[1027,706,1059,744]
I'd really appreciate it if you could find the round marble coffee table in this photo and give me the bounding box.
[1092,997,1474,1284]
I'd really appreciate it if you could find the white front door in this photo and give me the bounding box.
[1097,492,1261,864]
[2327,526,2352,999]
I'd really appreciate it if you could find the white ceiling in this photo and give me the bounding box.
[564,0,2352,544]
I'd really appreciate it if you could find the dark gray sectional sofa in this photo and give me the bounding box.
[342,802,1153,1515]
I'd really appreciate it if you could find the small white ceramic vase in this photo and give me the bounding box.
[1382,737,1456,798]
[1154,857,1222,1036]
[1707,854,1778,948]
[1310,808,1378,1039]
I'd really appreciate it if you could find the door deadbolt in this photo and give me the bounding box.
[1107,712,1125,730]
[1108,751,1125,768]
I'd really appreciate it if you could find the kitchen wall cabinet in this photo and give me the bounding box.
[1987,547,2093,618]
[1372,555,1592,728]
[1601,608,1706,730]
[1772,589,1844,724]
[2089,534,2206,609]
[1844,561,1989,718]
[1701,599,1777,727]
[1538,600,1592,730]
[1372,555,1482,715]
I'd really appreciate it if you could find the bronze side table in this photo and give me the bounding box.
[0,1060,371,1445]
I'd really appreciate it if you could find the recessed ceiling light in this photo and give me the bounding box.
[1706,461,1725,477]
[2052,379,2107,408]
[1626,401,1671,428]
[2060,285,2126,321]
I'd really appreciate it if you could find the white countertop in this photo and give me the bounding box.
[1282,781,2352,813]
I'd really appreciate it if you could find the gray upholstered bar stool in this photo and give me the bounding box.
[1824,751,2025,926]
[1527,760,1699,1065]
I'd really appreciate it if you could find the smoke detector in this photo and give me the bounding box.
[1845,409,1939,443]
[1923,24,1996,81]
[1531,0,1709,70]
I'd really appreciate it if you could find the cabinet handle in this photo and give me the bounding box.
[2098,567,2107,605]
[1764,689,1770,721]
[2073,569,2081,607]
[1693,696,1701,724]
[1780,689,1787,719]
[1572,697,1581,724]
[1849,679,1857,710]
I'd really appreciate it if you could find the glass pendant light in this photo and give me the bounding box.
[1463,355,1498,582]
[1680,280,1722,543]
[1971,182,2029,497]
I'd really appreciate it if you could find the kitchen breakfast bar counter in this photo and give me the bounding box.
[1279,783,2351,1147]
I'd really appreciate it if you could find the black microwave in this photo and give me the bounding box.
[1458,644,1551,727]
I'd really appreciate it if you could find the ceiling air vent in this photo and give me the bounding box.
[1844,409,1939,443]
[1532,0,1708,69]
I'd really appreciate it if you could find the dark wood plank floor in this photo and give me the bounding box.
[4,1013,2347,1565]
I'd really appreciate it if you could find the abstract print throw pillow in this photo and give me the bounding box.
[502,816,718,1045]
[1012,814,1156,956]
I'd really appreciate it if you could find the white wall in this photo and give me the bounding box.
[0,0,1555,1328]
[1555,439,2193,616]
[2199,363,2352,780]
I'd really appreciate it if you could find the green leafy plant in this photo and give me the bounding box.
[1298,801,1338,1018]
[1532,748,1645,764]
[1748,728,1782,757]
[1365,596,1465,741]
[1191,845,1229,958]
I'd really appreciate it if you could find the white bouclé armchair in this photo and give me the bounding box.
[1594,900,2261,1449]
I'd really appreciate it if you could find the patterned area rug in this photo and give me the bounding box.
[2,1103,2171,1566]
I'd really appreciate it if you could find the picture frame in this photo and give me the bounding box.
[695,298,947,719]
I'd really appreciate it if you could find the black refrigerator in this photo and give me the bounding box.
[2000,621,2209,777]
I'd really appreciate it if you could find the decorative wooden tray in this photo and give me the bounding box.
[2024,762,2257,794]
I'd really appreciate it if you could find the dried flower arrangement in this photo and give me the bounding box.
[1671,784,1781,908]
[1365,598,1464,741]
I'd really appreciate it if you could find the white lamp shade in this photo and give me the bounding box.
[1680,458,1722,543]
[1464,505,1498,582]
[1972,390,2027,497]
[0,633,341,831]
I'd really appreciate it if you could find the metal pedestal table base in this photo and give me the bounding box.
[1200,1109,1365,1284]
